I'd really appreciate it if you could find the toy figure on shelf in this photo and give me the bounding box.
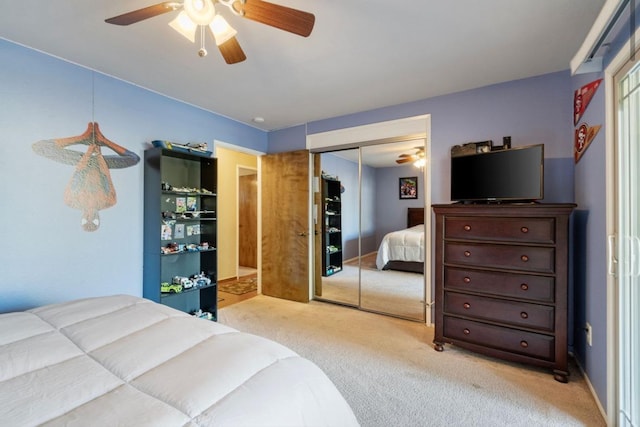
[173,276,194,289]
[192,309,213,320]
[190,272,211,287]
[161,242,179,254]
[160,282,182,293]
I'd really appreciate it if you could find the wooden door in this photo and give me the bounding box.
[313,154,322,296]
[238,173,257,268]
[261,150,311,302]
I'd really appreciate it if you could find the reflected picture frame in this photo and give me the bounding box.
[399,177,418,199]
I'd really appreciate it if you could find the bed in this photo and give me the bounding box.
[0,294,359,426]
[375,207,425,273]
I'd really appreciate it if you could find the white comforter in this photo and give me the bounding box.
[0,295,358,426]
[376,224,425,269]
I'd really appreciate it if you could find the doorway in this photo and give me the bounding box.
[213,142,261,308]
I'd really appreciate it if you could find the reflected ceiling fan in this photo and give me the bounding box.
[105,0,315,64]
[396,147,426,166]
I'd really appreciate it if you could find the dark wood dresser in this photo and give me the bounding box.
[432,203,576,382]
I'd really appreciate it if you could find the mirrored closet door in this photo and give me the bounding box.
[315,149,360,307]
[314,141,426,321]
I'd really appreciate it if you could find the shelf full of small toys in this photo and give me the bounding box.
[161,271,214,295]
[143,147,218,319]
[321,176,343,277]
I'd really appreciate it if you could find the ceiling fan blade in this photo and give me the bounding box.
[218,36,247,64]
[105,2,180,26]
[236,0,315,37]
[396,157,414,164]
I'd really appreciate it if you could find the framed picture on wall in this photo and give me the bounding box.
[399,177,418,199]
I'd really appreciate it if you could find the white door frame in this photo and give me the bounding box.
[604,25,640,426]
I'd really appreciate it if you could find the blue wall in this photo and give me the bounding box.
[571,70,607,411]
[270,71,576,205]
[0,39,266,312]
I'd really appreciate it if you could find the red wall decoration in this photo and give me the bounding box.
[574,78,602,125]
[573,79,603,163]
[574,122,601,163]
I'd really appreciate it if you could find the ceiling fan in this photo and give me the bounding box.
[396,147,425,165]
[105,0,315,64]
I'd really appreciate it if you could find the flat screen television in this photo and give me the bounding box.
[450,144,544,202]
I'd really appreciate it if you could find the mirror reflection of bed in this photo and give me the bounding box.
[315,144,426,322]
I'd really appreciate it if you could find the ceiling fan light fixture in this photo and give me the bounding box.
[210,14,237,46]
[414,158,426,168]
[105,0,315,64]
[169,11,197,43]
[184,0,216,26]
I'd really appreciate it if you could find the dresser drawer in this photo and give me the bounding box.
[445,217,555,244]
[443,316,555,361]
[444,291,555,331]
[444,242,555,273]
[444,267,555,303]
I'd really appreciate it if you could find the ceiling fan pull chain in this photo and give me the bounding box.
[198,25,208,57]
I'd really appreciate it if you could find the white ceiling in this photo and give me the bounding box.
[0,1,605,132]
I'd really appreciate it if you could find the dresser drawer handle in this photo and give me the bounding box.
[521,226,529,233]
[463,303,471,309]
[521,255,529,262]
[463,276,471,284]
[464,251,471,257]
[520,312,529,319]
[463,328,471,335]
[464,225,472,231]
[520,283,529,291]
[520,340,529,348]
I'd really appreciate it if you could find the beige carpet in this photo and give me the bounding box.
[319,263,425,320]
[219,295,605,427]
